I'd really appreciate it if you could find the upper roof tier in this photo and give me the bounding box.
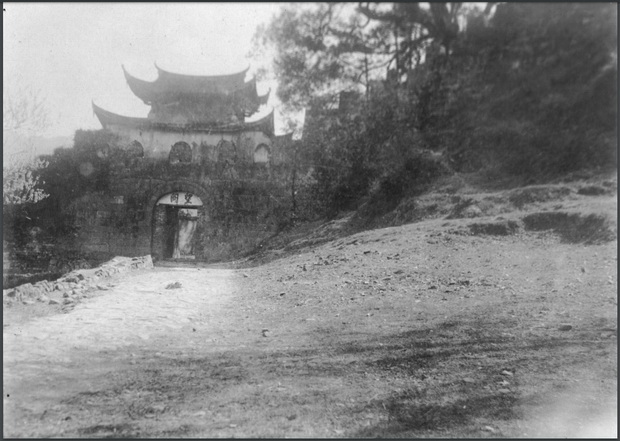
[122,64,270,109]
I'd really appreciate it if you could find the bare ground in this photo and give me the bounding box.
[3,179,617,438]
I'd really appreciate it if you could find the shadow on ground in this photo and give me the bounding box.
[43,315,614,438]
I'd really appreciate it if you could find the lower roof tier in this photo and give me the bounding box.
[93,102,274,137]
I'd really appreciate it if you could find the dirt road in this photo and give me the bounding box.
[4,268,244,437]
[3,211,617,438]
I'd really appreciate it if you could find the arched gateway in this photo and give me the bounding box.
[151,192,203,260]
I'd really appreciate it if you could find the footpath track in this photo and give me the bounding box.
[4,267,237,436]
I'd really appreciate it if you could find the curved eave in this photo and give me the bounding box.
[122,65,159,104]
[242,110,275,136]
[93,102,150,128]
[93,102,274,136]
[258,89,271,106]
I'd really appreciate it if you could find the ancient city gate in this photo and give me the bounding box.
[151,192,203,260]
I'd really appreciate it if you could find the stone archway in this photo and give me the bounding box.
[151,191,203,260]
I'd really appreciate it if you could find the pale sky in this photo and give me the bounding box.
[3,2,288,138]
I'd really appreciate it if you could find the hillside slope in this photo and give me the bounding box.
[243,170,617,264]
[230,178,617,437]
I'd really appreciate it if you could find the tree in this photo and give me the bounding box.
[440,3,617,176]
[255,2,465,112]
[255,3,466,215]
[258,2,617,218]
[3,158,49,204]
[3,83,51,204]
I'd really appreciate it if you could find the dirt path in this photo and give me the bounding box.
[4,268,240,437]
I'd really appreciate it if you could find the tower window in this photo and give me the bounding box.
[129,140,144,157]
[254,144,270,164]
[170,142,192,163]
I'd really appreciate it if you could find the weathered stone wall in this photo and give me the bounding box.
[64,133,297,263]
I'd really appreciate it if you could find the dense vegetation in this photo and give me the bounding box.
[256,2,617,217]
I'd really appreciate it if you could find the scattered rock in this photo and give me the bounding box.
[498,388,511,394]
[64,274,84,284]
[469,220,520,236]
[463,377,476,383]
[8,255,153,308]
[462,204,483,218]
[501,370,514,377]
[482,426,497,433]
[578,185,609,196]
[49,299,60,305]
[558,324,573,331]
[22,300,35,305]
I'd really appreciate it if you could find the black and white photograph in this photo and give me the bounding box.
[3,2,617,438]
